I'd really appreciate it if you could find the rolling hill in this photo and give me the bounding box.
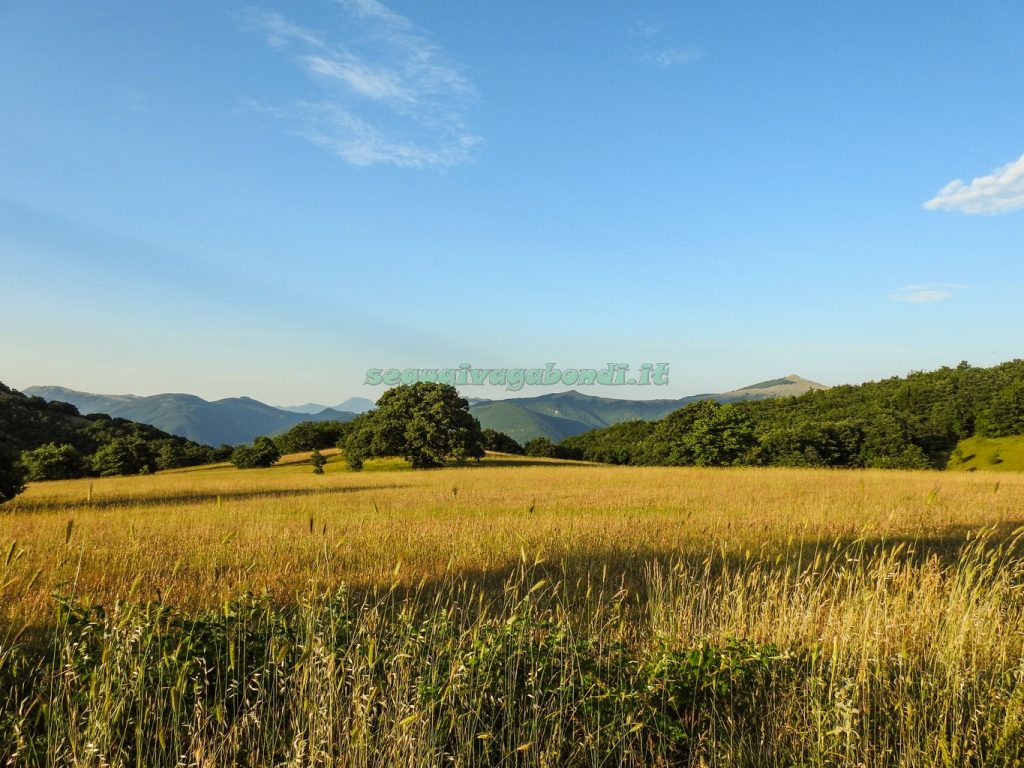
[24,375,825,448]
[24,386,356,446]
[469,375,827,443]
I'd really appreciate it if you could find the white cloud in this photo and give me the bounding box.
[923,153,1024,215]
[645,47,703,68]
[626,20,702,69]
[888,284,965,304]
[244,9,326,50]
[295,102,481,168]
[627,21,664,40]
[340,0,403,23]
[242,3,481,168]
[301,53,412,104]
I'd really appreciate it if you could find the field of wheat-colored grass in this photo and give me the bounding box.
[3,455,1024,766]
[2,452,1021,628]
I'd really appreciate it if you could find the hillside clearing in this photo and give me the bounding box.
[948,434,1024,472]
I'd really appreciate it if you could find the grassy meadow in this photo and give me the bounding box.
[948,435,1024,473]
[2,453,1024,766]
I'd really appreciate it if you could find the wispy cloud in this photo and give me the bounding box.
[923,153,1024,215]
[249,10,326,50]
[627,20,702,69]
[627,21,664,41]
[644,47,703,68]
[888,284,966,304]
[241,3,481,168]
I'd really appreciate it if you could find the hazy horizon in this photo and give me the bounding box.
[4,364,975,407]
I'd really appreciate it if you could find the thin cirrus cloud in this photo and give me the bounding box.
[627,19,702,68]
[923,153,1024,215]
[888,284,966,304]
[644,47,704,68]
[241,0,482,168]
[626,21,664,40]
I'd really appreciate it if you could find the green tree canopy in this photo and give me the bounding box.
[343,383,485,470]
[481,428,525,455]
[524,436,558,458]
[338,413,375,471]
[561,420,654,464]
[20,443,86,481]
[977,381,1024,438]
[641,401,756,467]
[310,447,326,475]
[276,421,349,454]
[90,437,156,477]
[231,436,281,469]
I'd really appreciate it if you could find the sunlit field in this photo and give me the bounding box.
[3,452,1021,624]
[2,455,1024,766]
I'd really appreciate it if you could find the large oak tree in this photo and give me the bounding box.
[343,383,485,470]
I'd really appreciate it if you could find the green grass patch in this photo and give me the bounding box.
[947,435,1024,472]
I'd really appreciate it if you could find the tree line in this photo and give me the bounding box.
[560,360,1024,469]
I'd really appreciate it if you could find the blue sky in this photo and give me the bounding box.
[2,0,1022,404]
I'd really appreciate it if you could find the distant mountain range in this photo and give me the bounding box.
[468,375,827,444]
[277,397,376,415]
[23,386,357,447]
[24,375,823,448]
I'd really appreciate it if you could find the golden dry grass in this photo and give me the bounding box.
[2,452,1021,628]
[4,456,1024,766]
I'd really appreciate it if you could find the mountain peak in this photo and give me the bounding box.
[729,375,827,397]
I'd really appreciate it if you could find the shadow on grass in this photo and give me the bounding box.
[469,457,597,468]
[371,517,1024,611]
[5,517,1024,652]
[158,462,235,474]
[4,484,409,514]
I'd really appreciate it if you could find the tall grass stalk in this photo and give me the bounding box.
[2,531,1023,766]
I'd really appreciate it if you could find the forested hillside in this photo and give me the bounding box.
[0,382,224,479]
[24,385,357,446]
[562,360,1024,469]
[469,374,826,443]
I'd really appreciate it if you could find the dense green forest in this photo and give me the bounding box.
[560,360,1024,469]
[0,382,225,481]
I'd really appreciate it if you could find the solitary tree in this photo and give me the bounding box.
[343,383,485,470]
[310,447,326,475]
